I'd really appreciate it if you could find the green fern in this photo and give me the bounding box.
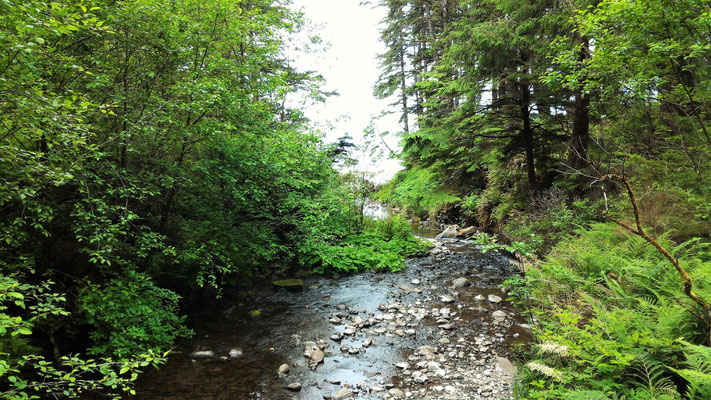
[671,342,711,400]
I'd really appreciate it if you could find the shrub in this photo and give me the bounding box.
[79,271,193,358]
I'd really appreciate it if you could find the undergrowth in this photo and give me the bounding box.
[308,215,432,274]
[509,223,711,399]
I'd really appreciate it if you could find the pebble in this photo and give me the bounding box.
[286,382,302,391]
[452,277,470,287]
[276,364,290,375]
[440,295,455,303]
[189,350,214,359]
[488,294,503,303]
[228,348,243,358]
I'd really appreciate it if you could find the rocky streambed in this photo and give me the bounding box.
[132,238,532,400]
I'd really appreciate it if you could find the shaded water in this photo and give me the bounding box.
[130,238,531,400]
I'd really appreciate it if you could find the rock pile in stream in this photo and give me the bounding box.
[281,240,528,400]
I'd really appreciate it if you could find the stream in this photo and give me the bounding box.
[131,236,532,400]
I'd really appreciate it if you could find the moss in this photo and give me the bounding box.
[272,279,304,292]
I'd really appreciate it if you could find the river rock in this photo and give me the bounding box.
[272,279,304,292]
[363,338,374,347]
[488,294,503,303]
[440,295,455,304]
[389,388,405,397]
[496,356,516,375]
[457,226,477,237]
[277,363,290,375]
[333,387,353,399]
[228,348,243,359]
[436,225,459,239]
[286,382,302,391]
[304,344,324,369]
[331,332,344,341]
[395,362,409,369]
[189,350,214,359]
[452,277,470,287]
[492,310,507,321]
[417,345,435,357]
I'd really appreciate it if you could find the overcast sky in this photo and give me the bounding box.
[287,0,403,181]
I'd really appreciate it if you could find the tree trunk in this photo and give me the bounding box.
[520,80,536,191]
[568,38,591,170]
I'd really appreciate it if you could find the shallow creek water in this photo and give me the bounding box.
[131,238,532,400]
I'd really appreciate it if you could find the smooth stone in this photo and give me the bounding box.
[496,356,517,375]
[389,388,405,397]
[286,382,302,391]
[363,338,374,347]
[395,362,409,369]
[440,295,455,303]
[488,294,503,303]
[452,278,470,288]
[228,348,243,358]
[277,363,290,375]
[492,310,507,321]
[333,387,352,399]
[189,350,214,359]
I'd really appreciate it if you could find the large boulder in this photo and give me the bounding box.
[272,279,304,292]
[436,225,459,239]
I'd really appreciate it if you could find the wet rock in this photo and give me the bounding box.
[488,294,503,303]
[333,387,352,399]
[439,338,450,345]
[277,363,290,375]
[452,277,470,288]
[343,327,356,335]
[348,347,360,355]
[189,350,214,359]
[389,388,405,397]
[410,279,421,285]
[457,226,477,237]
[417,345,435,357]
[395,362,409,369]
[330,332,344,341]
[362,338,374,347]
[492,310,507,321]
[370,386,385,393]
[436,225,459,239]
[286,382,302,391]
[440,295,455,304]
[228,348,243,359]
[272,279,304,292]
[304,344,324,369]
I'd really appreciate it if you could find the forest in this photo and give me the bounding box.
[1,0,710,399]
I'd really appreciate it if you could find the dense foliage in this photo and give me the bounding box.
[509,224,711,399]
[0,0,430,397]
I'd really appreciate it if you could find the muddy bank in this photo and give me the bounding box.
[131,239,531,400]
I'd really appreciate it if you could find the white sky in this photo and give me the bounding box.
[286,0,403,182]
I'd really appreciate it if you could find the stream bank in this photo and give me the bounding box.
[132,237,531,400]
